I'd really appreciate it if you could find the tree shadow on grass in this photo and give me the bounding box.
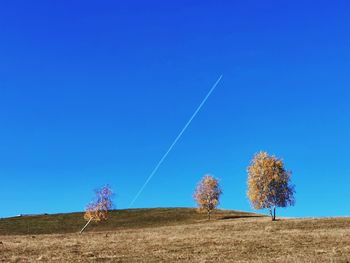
[219,215,265,220]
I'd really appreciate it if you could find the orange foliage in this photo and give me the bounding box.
[84,185,113,222]
[247,151,295,220]
[194,175,222,220]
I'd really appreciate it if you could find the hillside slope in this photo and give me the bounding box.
[0,208,261,235]
[1,214,349,262]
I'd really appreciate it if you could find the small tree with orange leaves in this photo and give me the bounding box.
[194,175,222,220]
[247,152,295,221]
[80,185,114,233]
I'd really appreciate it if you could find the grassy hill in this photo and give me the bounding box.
[0,208,262,235]
[1,208,349,262]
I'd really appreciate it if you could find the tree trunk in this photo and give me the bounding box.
[269,207,276,221]
[79,218,92,234]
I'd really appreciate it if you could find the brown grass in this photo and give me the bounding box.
[1,213,350,262]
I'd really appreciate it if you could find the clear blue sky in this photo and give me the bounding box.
[1,1,349,218]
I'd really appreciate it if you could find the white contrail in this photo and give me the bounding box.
[129,75,223,207]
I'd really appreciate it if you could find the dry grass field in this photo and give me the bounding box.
[0,208,349,262]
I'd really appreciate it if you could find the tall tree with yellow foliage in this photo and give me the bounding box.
[194,175,222,220]
[247,152,295,221]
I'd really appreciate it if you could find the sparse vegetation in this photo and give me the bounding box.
[1,154,341,262]
[81,185,114,233]
[84,185,114,223]
[0,209,349,262]
[0,208,258,235]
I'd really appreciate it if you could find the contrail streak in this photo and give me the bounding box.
[129,75,223,207]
